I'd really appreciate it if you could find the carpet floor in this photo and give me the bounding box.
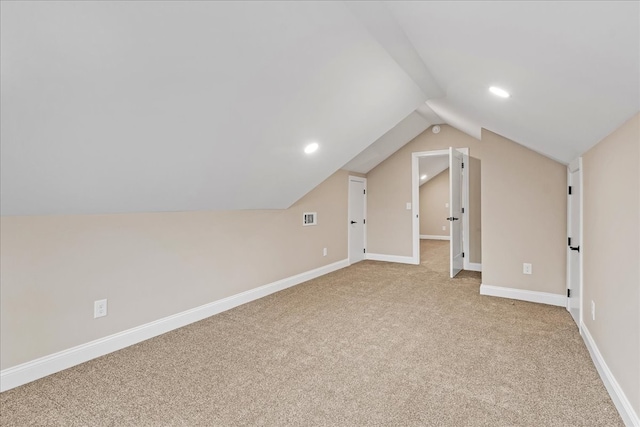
[1,240,622,426]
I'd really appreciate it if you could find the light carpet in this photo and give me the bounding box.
[0,240,622,426]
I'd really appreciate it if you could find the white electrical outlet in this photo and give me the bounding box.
[523,263,532,275]
[591,300,595,321]
[323,247,327,257]
[94,299,107,318]
[406,202,412,210]
[442,225,446,231]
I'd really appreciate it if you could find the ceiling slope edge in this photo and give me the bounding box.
[341,111,432,174]
[345,1,444,100]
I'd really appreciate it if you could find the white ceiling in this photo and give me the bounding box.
[1,1,638,215]
[387,1,640,162]
[0,1,425,215]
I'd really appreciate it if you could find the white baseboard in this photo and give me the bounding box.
[420,235,450,240]
[581,324,639,427]
[479,284,566,307]
[467,262,482,272]
[365,253,418,265]
[0,259,349,392]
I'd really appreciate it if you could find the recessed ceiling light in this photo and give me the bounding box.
[304,142,319,154]
[489,86,510,98]
[420,174,427,180]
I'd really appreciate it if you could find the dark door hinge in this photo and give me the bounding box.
[363,189,366,195]
[462,252,465,258]
[462,207,465,214]
[363,248,366,253]
[363,219,366,225]
[568,186,572,195]
[567,289,571,298]
[568,237,572,246]
[461,162,464,169]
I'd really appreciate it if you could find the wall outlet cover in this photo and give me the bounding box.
[94,299,108,318]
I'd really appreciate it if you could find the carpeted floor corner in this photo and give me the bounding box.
[0,240,623,426]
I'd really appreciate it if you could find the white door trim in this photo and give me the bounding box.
[412,149,471,268]
[348,175,367,265]
[566,157,583,331]
[458,148,471,271]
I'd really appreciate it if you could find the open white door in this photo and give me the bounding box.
[567,159,582,326]
[348,176,366,264]
[449,147,464,278]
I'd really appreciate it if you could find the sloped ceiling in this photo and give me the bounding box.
[418,156,449,186]
[387,1,640,162]
[0,1,425,215]
[1,1,639,215]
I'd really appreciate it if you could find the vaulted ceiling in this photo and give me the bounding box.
[1,1,638,215]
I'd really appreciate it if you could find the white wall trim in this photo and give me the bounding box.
[480,284,566,307]
[581,324,639,427]
[365,253,418,265]
[467,262,482,272]
[0,259,350,393]
[420,234,450,240]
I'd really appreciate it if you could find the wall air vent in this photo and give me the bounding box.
[303,212,317,226]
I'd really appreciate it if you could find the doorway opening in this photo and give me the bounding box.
[411,148,471,278]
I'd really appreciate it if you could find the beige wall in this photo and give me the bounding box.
[367,125,483,258]
[582,113,639,417]
[481,129,567,294]
[367,124,566,293]
[419,169,450,237]
[0,169,351,370]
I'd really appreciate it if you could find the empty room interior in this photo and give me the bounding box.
[1,1,639,426]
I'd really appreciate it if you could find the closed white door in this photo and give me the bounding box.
[449,148,464,278]
[348,177,366,264]
[568,163,582,325]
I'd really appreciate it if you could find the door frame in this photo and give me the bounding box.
[411,148,470,267]
[566,157,583,331]
[348,175,367,265]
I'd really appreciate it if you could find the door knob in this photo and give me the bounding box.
[446,217,459,221]
[350,220,357,224]
[570,246,580,252]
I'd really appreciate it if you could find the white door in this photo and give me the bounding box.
[568,161,582,326]
[449,148,464,278]
[348,176,366,264]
